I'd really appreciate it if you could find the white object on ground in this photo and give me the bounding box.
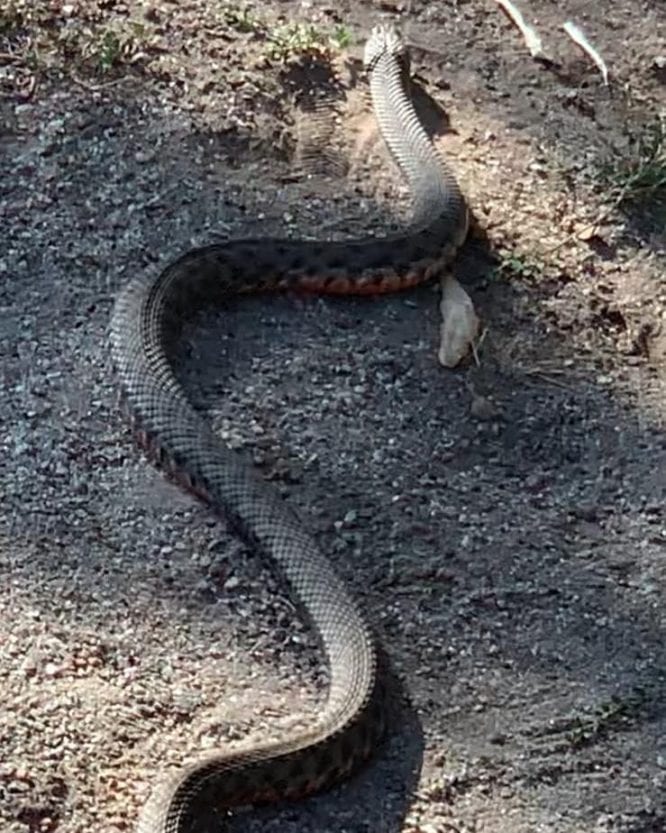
[562,21,610,85]
[438,275,480,368]
[493,0,547,60]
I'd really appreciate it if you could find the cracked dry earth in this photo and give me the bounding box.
[1,1,666,832]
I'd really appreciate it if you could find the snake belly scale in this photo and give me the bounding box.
[109,24,468,833]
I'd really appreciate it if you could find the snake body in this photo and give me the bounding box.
[110,25,467,833]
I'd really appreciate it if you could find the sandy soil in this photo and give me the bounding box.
[1,1,665,832]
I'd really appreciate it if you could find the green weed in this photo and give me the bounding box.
[605,116,666,210]
[265,21,352,63]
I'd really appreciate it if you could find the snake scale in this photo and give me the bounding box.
[110,24,468,833]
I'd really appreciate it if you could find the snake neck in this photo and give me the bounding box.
[368,50,468,245]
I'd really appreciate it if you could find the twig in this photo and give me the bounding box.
[526,372,571,389]
[493,0,548,60]
[71,73,132,92]
[562,21,609,85]
[520,364,575,389]
[470,325,489,368]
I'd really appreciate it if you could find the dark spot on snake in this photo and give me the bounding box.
[169,450,185,470]
[376,242,407,268]
[312,749,333,778]
[358,721,376,758]
[322,254,346,271]
[283,759,314,790]
[272,243,290,258]
[268,777,289,795]
[301,263,318,279]
[337,735,354,763]
[392,260,412,278]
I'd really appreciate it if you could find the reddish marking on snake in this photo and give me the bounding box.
[252,779,326,805]
[172,467,213,505]
[133,426,213,505]
[293,270,428,296]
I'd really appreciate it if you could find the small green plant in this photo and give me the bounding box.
[499,253,540,280]
[0,3,156,82]
[0,3,24,37]
[222,5,262,34]
[84,21,147,74]
[97,30,122,72]
[267,22,328,61]
[329,25,352,50]
[24,46,41,71]
[265,21,351,63]
[564,696,639,750]
[605,116,666,210]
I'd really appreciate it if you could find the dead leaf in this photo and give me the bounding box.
[438,275,480,368]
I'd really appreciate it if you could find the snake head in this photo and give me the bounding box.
[363,23,408,72]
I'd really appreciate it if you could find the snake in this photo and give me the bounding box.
[109,23,468,833]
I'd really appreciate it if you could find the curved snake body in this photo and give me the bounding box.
[110,25,467,833]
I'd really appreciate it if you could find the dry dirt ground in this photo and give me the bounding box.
[1,1,666,832]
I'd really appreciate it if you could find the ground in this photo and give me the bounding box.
[1,1,666,832]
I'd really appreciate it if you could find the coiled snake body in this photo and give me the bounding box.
[110,25,467,833]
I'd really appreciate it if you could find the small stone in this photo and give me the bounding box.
[470,395,499,421]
